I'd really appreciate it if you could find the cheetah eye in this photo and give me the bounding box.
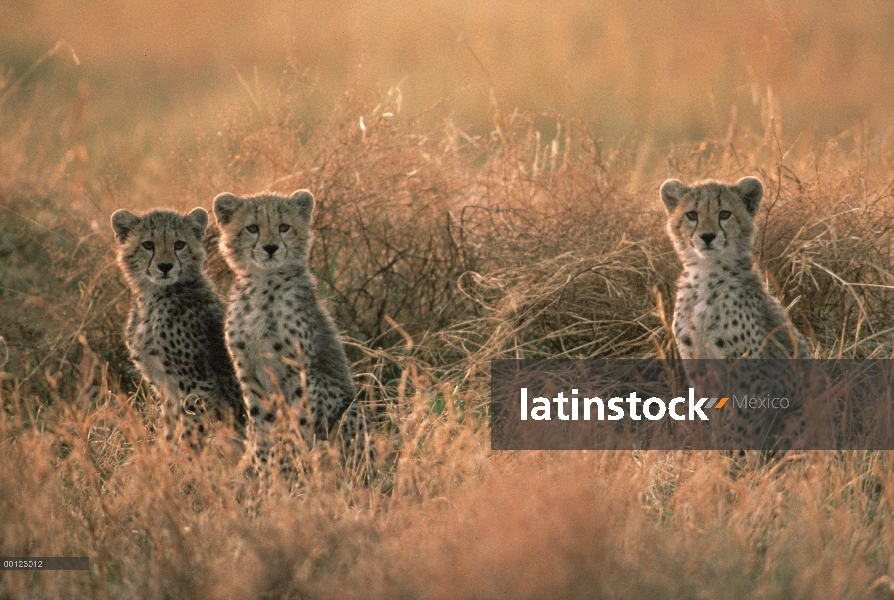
[246,224,259,234]
[719,210,732,220]
[174,241,186,250]
[685,211,698,221]
[142,241,154,250]
[278,224,290,233]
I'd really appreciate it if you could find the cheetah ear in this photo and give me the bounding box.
[186,207,209,239]
[213,193,242,226]
[111,209,141,244]
[735,177,763,215]
[288,189,315,223]
[660,179,688,212]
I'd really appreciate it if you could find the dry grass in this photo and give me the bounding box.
[3,1,894,597]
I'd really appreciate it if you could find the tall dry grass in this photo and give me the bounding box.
[3,1,894,597]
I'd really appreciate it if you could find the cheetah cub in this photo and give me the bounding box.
[213,190,371,473]
[661,177,811,360]
[112,208,246,443]
[661,177,812,449]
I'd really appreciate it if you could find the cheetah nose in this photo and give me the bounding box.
[700,233,716,245]
[262,244,279,257]
[158,262,174,275]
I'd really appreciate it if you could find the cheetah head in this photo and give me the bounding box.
[111,208,209,288]
[660,177,762,263]
[212,190,314,275]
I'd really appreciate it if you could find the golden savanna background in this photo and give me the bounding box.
[2,1,894,597]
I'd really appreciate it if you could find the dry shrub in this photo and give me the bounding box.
[0,192,129,406]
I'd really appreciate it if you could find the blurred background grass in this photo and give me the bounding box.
[3,0,893,151]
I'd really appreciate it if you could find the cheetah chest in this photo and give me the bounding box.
[676,270,762,359]
[229,281,313,388]
[132,301,196,396]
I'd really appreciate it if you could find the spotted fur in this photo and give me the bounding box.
[213,190,372,475]
[661,177,811,360]
[112,208,246,443]
[661,177,812,449]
